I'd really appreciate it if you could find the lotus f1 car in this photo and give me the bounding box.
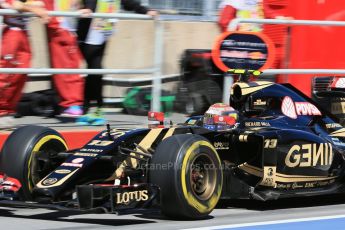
[1,69,345,219]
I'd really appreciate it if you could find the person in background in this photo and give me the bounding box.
[0,0,49,128]
[218,0,264,32]
[42,0,85,117]
[76,0,157,126]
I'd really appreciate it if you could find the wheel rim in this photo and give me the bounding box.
[189,153,217,201]
[29,137,67,190]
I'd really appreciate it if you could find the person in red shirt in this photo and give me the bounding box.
[0,0,49,128]
[218,0,264,32]
[42,0,84,116]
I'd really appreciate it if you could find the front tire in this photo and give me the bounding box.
[150,134,223,219]
[0,125,67,200]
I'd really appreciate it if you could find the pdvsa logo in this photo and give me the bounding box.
[281,96,321,119]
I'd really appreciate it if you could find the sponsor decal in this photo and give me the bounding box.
[260,166,276,187]
[214,142,230,150]
[239,163,338,187]
[100,129,128,139]
[74,152,99,157]
[61,163,83,168]
[276,179,336,190]
[88,140,113,146]
[72,158,84,164]
[42,178,58,186]
[333,97,345,102]
[281,96,297,119]
[214,115,236,126]
[220,50,267,59]
[281,96,321,119]
[116,190,149,204]
[285,143,333,168]
[245,121,270,127]
[80,148,103,153]
[326,123,342,129]
[212,31,275,72]
[295,102,322,116]
[253,99,267,106]
[37,169,80,188]
[55,169,72,174]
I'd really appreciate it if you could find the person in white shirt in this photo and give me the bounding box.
[76,0,157,126]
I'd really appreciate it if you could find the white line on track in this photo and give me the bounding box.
[183,214,345,230]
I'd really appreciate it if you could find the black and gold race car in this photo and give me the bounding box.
[1,70,345,219]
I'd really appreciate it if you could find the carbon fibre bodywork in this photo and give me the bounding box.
[312,76,345,125]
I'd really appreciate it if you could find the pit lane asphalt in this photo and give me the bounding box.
[2,112,345,229]
[8,109,188,131]
[2,195,345,229]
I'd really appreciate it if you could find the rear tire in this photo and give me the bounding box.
[150,134,223,219]
[0,125,67,200]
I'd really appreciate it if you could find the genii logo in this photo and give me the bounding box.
[285,143,332,168]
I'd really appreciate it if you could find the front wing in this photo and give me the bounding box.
[0,183,160,214]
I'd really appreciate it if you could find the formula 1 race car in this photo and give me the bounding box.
[1,69,345,220]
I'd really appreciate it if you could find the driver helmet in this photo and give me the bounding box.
[203,103,239,131]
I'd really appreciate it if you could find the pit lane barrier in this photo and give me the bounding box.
[222,18,345,103]
[0,9,163,112]
[2,13,345,109]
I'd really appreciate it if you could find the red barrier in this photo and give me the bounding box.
[284,0,345,96]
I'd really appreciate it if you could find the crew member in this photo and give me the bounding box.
[0,0,49,127]
[42,0,84,116]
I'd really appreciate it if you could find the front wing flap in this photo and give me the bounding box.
[77,183,160,213]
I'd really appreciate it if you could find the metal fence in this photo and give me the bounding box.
[0,9,164,112]
[140,0,222,18]
[3,10,345,111]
